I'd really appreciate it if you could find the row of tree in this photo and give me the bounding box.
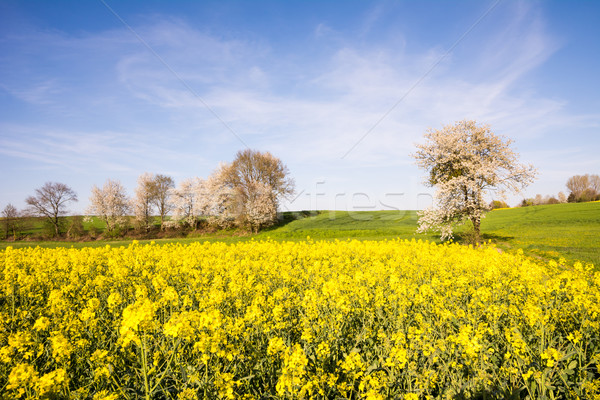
[1,150,294,239]
[518,174,600,207]
[487,174,600,210]
[565,174,600,202]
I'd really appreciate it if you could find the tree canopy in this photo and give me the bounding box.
[222,149,295,232]
[25,182,78,237]
[412,120,537,243]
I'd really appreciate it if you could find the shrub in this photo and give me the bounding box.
[489,200,509,209]
[67,216,85,239]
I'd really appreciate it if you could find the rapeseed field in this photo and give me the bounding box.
[1,239,599,399]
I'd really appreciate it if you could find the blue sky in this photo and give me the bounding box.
[1,0,599,214]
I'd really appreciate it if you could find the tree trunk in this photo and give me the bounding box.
[53,216,60,237]
[471,216,481,245]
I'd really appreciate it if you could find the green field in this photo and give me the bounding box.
[253,202,600,266]
[477,202,600,266]
[1,202,599,267]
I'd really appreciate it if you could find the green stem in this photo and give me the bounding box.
[140,333,151,400]
[150,339,179,393]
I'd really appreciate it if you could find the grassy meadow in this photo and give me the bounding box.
[1,201,599,267]
[260,202,600,267]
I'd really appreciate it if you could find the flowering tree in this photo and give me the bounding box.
[557,191,567,203]
[197,164,239,229]
[170,177,201,228]
[87,179,130,233]
[221,149,294,231]
[245,181,278,233]
[132,173,175,230]
[412,120,537,243]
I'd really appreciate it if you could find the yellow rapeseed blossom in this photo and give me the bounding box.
[36,368,67,396]
[7,363,39,397]
[50,332,72,363]
[0,239,598,398]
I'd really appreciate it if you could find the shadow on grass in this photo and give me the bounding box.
[258,210,321,233]
[451,231,515,245]
[481,232,515,242]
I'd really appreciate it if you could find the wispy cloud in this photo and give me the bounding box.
[1,1,598,211]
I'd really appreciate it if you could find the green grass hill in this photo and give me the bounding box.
[1,202,599,267]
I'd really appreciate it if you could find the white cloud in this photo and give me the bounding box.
[1,2,598,211]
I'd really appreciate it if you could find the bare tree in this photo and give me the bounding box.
[412,120,537,244]
[25,182,78,237]
[151,174,174,229]
[221,149,294,230]
[566,175,590,198]
[566,174,600,202]
[590,174,600,193]
[2,204,21,240]
[87,179,130,233]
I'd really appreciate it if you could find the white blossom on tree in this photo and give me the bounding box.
[412,120,537,243]
[194,164,239,229]
[557,191,567,203]
[87,179,130,233]
[245,181,278,233]
[221,149,294,231]
[170,177,201,228]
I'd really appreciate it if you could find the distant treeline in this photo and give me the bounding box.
[488,173,600,209]
[1,149,294,241]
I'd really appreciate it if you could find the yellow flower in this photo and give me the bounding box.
[215,372,236,399]
[7,363,39,396]
[50,332,73,363]
[521,369,533,381]
[267,337,287,357]
[1,237,599,398]
[33,316,50,331]
[119,298,156,347]
[36,368,67,396]
[93,390,120,400]
[385,346,408,369]
[177,388,199,400]
[276,344,308,396]
[541,348,561,368]
[107,291,122,309]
